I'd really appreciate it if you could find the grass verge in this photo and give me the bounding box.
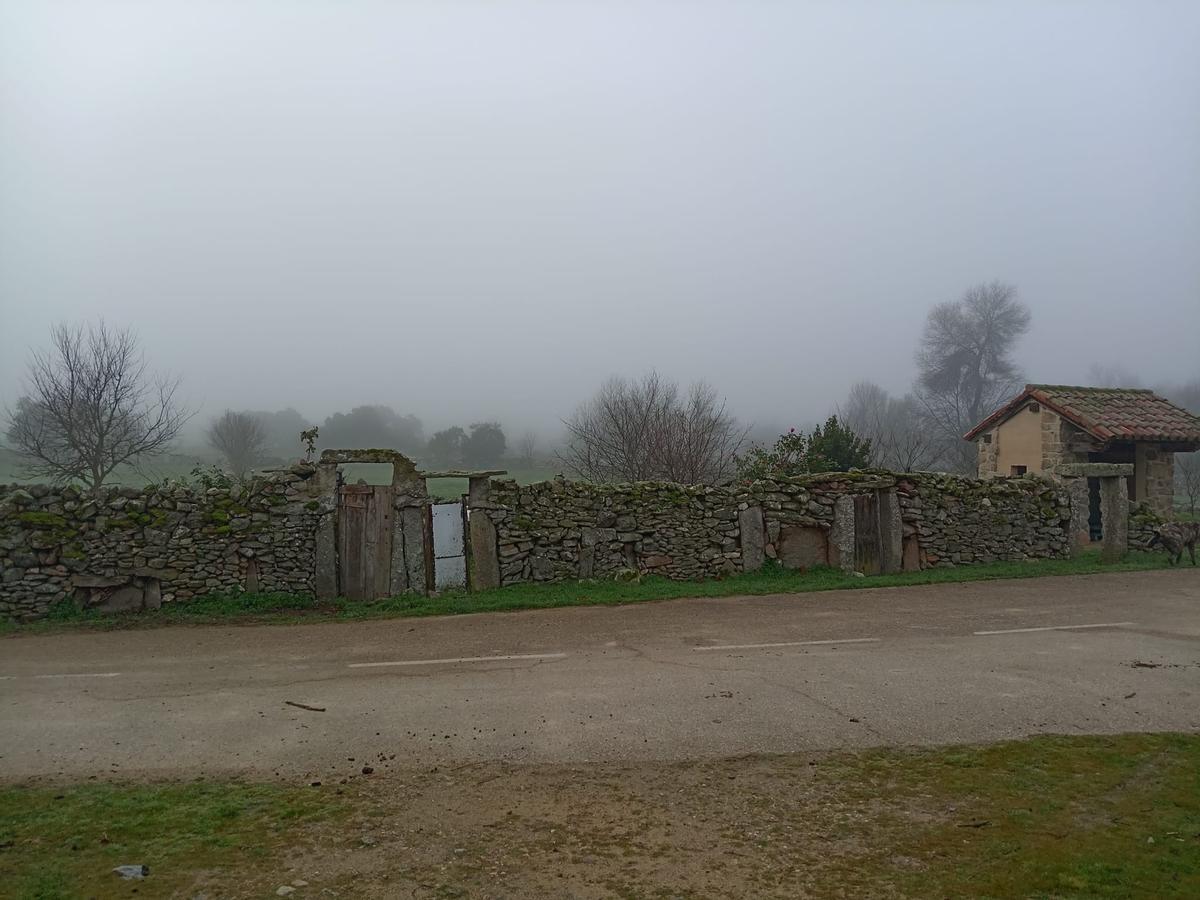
[1,549,1183,636]
[2,733,1196,898]
[0,781,344,900]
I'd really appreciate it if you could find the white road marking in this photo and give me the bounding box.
[0,672,121,681]
[349,652,567,668]
[973,622,1135,636]
[693,638,882,652]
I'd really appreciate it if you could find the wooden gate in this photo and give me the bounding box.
[337,483,394,600]
[853,492,883,576]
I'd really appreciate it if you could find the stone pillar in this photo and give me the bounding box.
[388,506,410,595]
[400,505,428,593]
[1065,476,1091,558]
[831,495,856,574]
[467,476,491,506]
[738,506,766,572]
[878,490,903,574]
[313,463,338,599]
[468,511,501,591]
[579,528,598,580]
[1099,476,1128,563]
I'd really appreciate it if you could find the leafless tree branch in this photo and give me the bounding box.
[5,322,190,491]
[558,372,748,484]
[207,410,268,478]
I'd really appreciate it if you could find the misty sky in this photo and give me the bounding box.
[2,0,1198,441]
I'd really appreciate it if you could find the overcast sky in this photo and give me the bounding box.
[1,0,1197,440]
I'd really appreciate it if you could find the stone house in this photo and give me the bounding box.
[965,384,1200,517]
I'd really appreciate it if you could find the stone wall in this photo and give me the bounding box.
[0,463,1098,623]
[896,473,1073,568]
[0,464,328,623]
[480,471,1074,587]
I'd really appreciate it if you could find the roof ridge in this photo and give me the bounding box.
[1028,383,1154,393]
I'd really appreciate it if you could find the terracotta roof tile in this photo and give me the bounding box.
[965,384,1200,444]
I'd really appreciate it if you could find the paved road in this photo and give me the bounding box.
[2,570,1198,780]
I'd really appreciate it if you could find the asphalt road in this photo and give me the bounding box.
[2,570,1198,781]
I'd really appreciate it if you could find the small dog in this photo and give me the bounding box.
[1149,522,1200,566]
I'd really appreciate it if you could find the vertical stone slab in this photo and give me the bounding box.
[467,476,491,506]
[738,506,766,572]
[388,502,410,596]
[401,505,428,593]
[1100,476,1129,563]
[831,495,856,573]
[579,527,598,579]
[313,464,338,599]
[877,490,903,574]
[1065,476,1091,557]
[468,512,501,591]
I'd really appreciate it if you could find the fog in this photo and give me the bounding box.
[2,0,1198,443]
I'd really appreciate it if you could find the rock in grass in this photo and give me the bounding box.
[113,864,149,879]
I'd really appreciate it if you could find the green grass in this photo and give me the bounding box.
[0,781,343,899]
[2,549,1182,636]
[834,732,1200,898]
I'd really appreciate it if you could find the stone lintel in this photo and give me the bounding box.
[320,448,417,466]
[1056,463,1134,478]
[419,470,508,479]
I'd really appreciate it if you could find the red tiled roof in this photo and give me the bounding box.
[964,384,1200,444]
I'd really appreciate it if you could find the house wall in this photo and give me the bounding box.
[991,402,1045,474]
[975,405,1179,516]
[1134,444,1175,516]
[976,406,1094,480]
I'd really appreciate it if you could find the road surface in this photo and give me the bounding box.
[1,570,1198,780]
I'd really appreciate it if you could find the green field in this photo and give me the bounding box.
[0,448,558,497]
[0,447,217,487]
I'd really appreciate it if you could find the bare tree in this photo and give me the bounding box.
[516,430,538,466]
[914,281,1031,473]
[207,410,267,478]
[840,381,939,472]
[559,372,747,484]
[5,322,188,491]
[1177,452,1200,519]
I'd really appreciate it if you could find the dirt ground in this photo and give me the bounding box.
[194,753,920,899]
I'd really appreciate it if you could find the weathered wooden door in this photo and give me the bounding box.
[853,492,883,576]
[337,484,394,600]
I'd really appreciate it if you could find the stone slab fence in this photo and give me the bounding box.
[476,471,1075,588]
[0,457,1155,623]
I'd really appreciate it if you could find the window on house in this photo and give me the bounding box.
[1010,465,1027,476]
[1028,403,1040,413]
[982,434,992,444]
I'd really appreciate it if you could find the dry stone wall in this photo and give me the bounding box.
[481,471,1075,587]
[0,464,328,623]
[0,462,1126,623]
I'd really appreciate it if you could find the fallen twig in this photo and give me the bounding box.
[285,700,326,712]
